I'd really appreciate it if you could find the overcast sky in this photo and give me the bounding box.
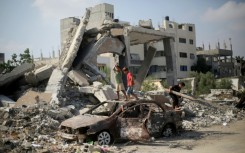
[0,0,245,60]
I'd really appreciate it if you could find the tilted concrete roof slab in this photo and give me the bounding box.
[124,26,175,45]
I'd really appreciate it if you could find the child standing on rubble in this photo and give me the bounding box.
[122,67,139,100]
[168,82,185,110]
[113,64,127,101]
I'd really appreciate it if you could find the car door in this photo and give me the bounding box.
[146,103,166,136]
[116,104,151,141]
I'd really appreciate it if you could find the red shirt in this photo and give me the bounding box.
[127,72,134,86]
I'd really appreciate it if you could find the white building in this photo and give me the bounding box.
[130,17,196,79]
[160,17,196,78]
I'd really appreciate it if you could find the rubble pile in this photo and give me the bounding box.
[0,102,74,152]
[181,98,245,130]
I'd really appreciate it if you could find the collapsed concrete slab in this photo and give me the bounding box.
[94,88,117,102]
[0,95,15,107]
[25,65,54,85]
[14,90,52,107]
[45,68,68,105]
[67,70,89,86]
[60,9,91,70]
[76,36,125,80]
[0,63,34,87]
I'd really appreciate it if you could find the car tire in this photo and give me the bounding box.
[97,131,112,145]
[162,124,175,137]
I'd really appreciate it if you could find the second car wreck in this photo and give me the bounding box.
[59,98,183,145]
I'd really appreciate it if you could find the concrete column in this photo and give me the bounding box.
[164,38,177,86]
[134,46,157,91]
[123,35,131,67]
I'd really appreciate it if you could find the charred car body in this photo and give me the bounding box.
[59,99,183,145]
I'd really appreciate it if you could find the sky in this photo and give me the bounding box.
[0,0,245,61]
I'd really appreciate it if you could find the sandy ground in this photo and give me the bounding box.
[115,119,245,153]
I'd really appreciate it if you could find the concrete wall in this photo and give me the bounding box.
[60,17,80,53]
[86,3,114,30]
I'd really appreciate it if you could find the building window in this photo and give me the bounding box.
[149,65,166,74]
[178,24,183,29]
[169,23,173,28]
[155,51,165,57]
[130,53,140,60]
[189,39,194,44]
[190,53,195,59]
[189,26,193,31]
[179,38,186,43]
[180,65,188,71]
[179,52,187,58]
[156,66,166,72]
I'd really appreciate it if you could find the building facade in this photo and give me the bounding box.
[196,47,241,77]
[161,17,196,78]
[129,17,197,79]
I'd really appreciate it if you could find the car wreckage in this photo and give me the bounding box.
[58,98,183,145]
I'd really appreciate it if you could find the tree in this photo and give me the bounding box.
[19,48,32,64]
[190,71,215,95]
[235,56,245,76]
[191,57,211,73]
[0,48,32,74]
[216,78,232,89]
[141,77,159,92]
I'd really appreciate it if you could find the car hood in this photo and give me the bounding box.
[60,114,109,129]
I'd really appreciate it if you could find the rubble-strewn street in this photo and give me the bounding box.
[1,2,245,153]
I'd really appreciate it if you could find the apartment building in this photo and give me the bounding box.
[130,16,196,79]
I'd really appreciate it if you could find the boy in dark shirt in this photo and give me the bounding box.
[169,82,185,109]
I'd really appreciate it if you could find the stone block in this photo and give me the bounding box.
[92,81,103,89]
[138,19,153,29]
[67,70,89,86]
[25,65,54,85]
[110,28,124,36]
[79,86,96,94]
[94,88,117,102]
[0,63,34,87]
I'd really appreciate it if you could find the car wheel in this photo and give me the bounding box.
[97,131,112,145]
[162,124,175,137]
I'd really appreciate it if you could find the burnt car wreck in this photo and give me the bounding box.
[59,98,183,145]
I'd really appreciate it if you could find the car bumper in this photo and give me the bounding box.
[58,131,77,140]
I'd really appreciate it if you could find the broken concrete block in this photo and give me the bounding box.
[0,95,15,107]
[138,19,153,29]
[45,68,68,105]
[25,65,54,85]
[94,88,117,102]
[110,28,124,36]
[61,9,90,70]
[0,63,34,87]
[79,86,96,94]
[92,81,103,89]
[14,90,52,107]
[67,70,89,86]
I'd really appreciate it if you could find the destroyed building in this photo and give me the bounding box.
[0,2,245,153]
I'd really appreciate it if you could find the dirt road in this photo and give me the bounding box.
[116,119,245,153]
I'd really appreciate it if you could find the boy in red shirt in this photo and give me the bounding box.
[122,67,139,100]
